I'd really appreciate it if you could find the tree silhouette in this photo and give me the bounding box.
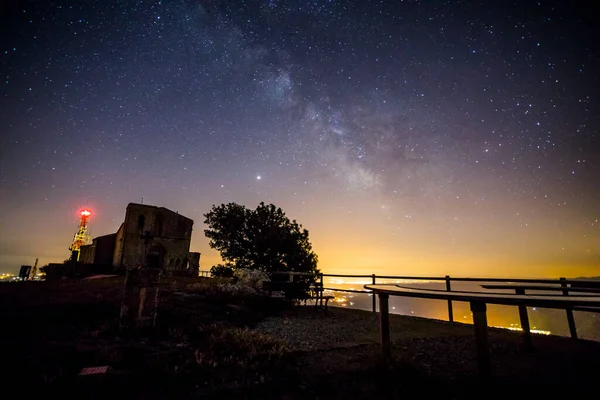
[204,202,319,276]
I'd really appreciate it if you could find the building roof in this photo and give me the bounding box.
[127,202,193,222]
[95,233,117,240]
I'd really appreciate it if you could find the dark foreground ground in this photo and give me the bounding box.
[1,278,599,399]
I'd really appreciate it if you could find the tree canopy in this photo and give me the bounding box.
[204,202,319,275]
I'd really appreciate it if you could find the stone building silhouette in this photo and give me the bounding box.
[79,233,117,266]
[80,203,200,276]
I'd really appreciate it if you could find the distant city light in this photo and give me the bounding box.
[494,325,551,335]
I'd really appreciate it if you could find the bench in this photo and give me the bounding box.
[309,282,335,311]
[262,280,334,311]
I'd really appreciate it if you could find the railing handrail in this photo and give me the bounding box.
[322,273,600,286]
[270,271,317,276]
[199,270,600,286]
[323,287,371,294]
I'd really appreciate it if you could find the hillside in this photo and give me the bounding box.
[2,277,599,398]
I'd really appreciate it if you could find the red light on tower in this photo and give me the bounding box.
[81,209,92,217]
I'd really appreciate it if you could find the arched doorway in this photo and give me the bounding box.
[146,244,165,269]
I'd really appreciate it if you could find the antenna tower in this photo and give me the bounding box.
[69,209,92,261]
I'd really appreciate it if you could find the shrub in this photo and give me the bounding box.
[210,264,234,278]
[234,268,270,292]
[194,326,288,368]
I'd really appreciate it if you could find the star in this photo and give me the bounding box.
[0,0,597,281]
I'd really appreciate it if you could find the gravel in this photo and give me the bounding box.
[253,305,473,351]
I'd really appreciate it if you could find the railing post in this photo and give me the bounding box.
[372,274,377,312]
[378,293,391,363]
[515,288,533,350]
[470,301,490,379]
[319,273,324,308]
[560,277,578,339]
[289,271,293,283]
[445,275,454,322]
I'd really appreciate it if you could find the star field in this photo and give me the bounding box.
[1,0,599,277]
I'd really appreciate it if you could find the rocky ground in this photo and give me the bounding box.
[255,307,600,394]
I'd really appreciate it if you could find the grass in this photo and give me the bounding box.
[0,277,292,397]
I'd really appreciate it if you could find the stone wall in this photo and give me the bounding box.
[188,252,201,276]
[94,233,116,266]
[116,203,194,271]
[79,244,95,264]
[112,223,125,268]
[80,234,116,266]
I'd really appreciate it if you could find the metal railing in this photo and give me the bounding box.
[198,270,600,338]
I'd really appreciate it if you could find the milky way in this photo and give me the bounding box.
[1,1,599,277]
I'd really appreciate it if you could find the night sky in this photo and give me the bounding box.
[1,1,599,277]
